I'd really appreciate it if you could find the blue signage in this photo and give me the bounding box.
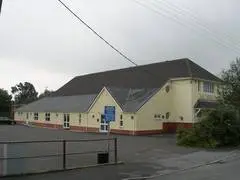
[104,106,115,122]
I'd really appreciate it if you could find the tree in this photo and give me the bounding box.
[39,89,54,99]
[11,82,38,105]
[0,89,12,116]
[221,58,240,109]
[0,88,12,107]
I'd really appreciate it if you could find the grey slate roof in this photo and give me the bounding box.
[16,94,97,113]
[53,58,221,96]
[106,87,159,112]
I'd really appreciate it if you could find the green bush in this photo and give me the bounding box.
[177,106,240,148]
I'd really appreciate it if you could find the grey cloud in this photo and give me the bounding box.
[0,0,239,92]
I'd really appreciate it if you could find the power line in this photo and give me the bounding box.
[146,0,240,54]
[57,0,164,84]
[57,0,138,66]
[132,0,240,55]
[153,0,240,50]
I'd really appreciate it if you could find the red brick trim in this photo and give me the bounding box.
[15,120,25,125]
[110,129,135,135]
[110,129,162,135]
[14,121,163,135]
[163,122,193,133]
[30,121,62,129]
[134,129,163,135]
[70,126,99,133]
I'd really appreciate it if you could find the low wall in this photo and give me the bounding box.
[163,122,193,133]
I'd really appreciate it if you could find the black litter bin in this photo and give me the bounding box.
[97,152,109,164]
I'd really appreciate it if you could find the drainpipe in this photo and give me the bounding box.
[86,113,88,132]
[132,114,135,135]
[191,79,195,125]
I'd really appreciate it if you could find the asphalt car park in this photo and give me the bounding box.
[0,125,197,179]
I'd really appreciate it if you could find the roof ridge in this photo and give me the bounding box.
[74,58,189,78]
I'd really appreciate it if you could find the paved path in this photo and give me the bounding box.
[151,151,240,180]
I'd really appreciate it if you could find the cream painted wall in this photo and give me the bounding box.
[14,112,24,121]
[15,112,65,126]
[137,83,172,130]
[137,79,198,131]
[170,80,193,123]
[69,113,88,127]
[88,88,135,131]
[15,111,89,129]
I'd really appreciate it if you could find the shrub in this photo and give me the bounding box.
[177,106,240,148]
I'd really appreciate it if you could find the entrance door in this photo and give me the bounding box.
[100,114,108,133]
[63,114,70,129]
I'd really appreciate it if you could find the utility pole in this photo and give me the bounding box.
[0,0,3,15]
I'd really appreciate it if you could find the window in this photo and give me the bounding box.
[166,112,170,119]
[92,115,95,118]
[26,113,29,119]
[203,82,214,93]
[64,114,70,128]
[34,113,38,120]
[131,116,134,119]
[45,113,50,121]
[120,120,123,127]
[120,114,123,120]
[18,112,20,115]
[179,116,184,121]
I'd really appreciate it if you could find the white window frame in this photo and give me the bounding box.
[203,82,214,94]
[34,112,38,120]
[64,114,70,129]
[45,113,51,121]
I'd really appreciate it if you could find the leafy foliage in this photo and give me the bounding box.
[221,58,240,109]
[0,89,12,107]
[39,89,54,99]
[177,106,240,148]
[11,82,38,105]
[0,89,12,116]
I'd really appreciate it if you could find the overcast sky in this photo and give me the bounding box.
[0,0,239,94]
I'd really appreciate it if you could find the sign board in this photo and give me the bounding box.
[104,106,115,122]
